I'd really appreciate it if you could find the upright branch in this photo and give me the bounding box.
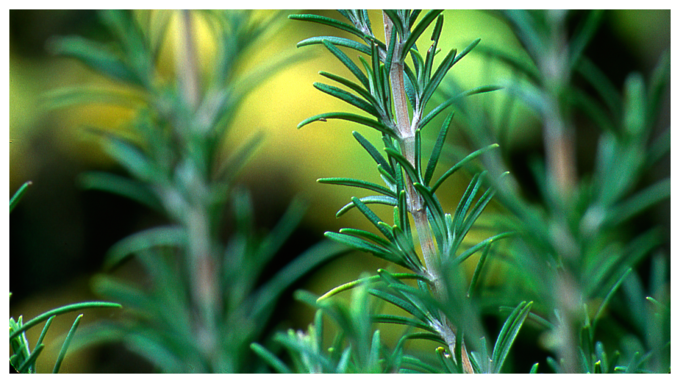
[383,13,437,282]
[383,12,473,374]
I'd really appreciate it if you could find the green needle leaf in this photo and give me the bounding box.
[424,112,454,185]
[17,344,44,373]
[250,343,292,373]
[336,195,398,217]
[318,177,396,197]
[431,143,499,193]
[298,36,371,56]
[53,314,84,373]
[298,112,394,136]
[320,71,380,108]
[322,40,370,89]
[10,302,122,340]
[10,180,32,213]
[491,301,533,373]
[400,10,444,62]
[314,82,381,117]
[290,13,369,40]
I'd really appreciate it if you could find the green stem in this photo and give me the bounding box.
[177,10,200,111]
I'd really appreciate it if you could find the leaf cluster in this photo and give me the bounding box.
[9,297,121,373]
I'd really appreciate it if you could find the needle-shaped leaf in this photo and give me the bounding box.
[372,314,435,332]
[298,36,371,56]
[458,187,495,246]
[569,10,604,69]
[403,65,419,110]
[432,143,499,192]
[42,85,146,110]
[408,10,422,27]
[383,282,439,326]
[48,36,143,87]
[491,301,533,373]
[10,181,32,213]
[10,302,122,340]
[101,136,155,182]
[318,271,428,301]
[314,82,380,117]
[53,314,84,373]
[370,43,384,97]
[575,57,622,120]
[79,172,162,212]
[318,177,396,197]
[410,48,426,83]
[400,10,444,61]
[476,45,540,83]
[384,147,421,186]
[250,343,292,373]
[384,26,397,74]
[17,344,44,373]
[351,196,394,239]
[605,178,670,227]
[35,316,56,353]
[452,38,481,66]
[320,71,379,108]
[290,14,369,40]
[298,112,394,136]
[454,232,514,265]
[322,40,369,89]
[352,131,393,174]
[392,225,422,271]
[592,268,632,334]
[421,49,457,108]
[647,51,670,127]
[424,112,454,185]
[420,85,501,129]
[251,241,350,322]
[368,288,429,323]
[452,172,485,233]
[430,14,444,43]
[336,195,398,217]
[413,183,446,233]
[104,225,187,270]
[467,242,491,298]
[340,227,395,249]
[397,190,410,235]
[324,232,405,268]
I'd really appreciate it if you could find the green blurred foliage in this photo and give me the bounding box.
[8,9,669,372]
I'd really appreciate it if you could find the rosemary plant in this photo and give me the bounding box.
[253,10,530,373]
[252,9,669,374]
[45,10,347,372]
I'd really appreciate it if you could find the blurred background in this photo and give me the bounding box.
[9,9,669,372]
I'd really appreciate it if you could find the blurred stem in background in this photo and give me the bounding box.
[445,9,670,372]
[43,10,348,372]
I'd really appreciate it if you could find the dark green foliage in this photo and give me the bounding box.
[10,181,122,373]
